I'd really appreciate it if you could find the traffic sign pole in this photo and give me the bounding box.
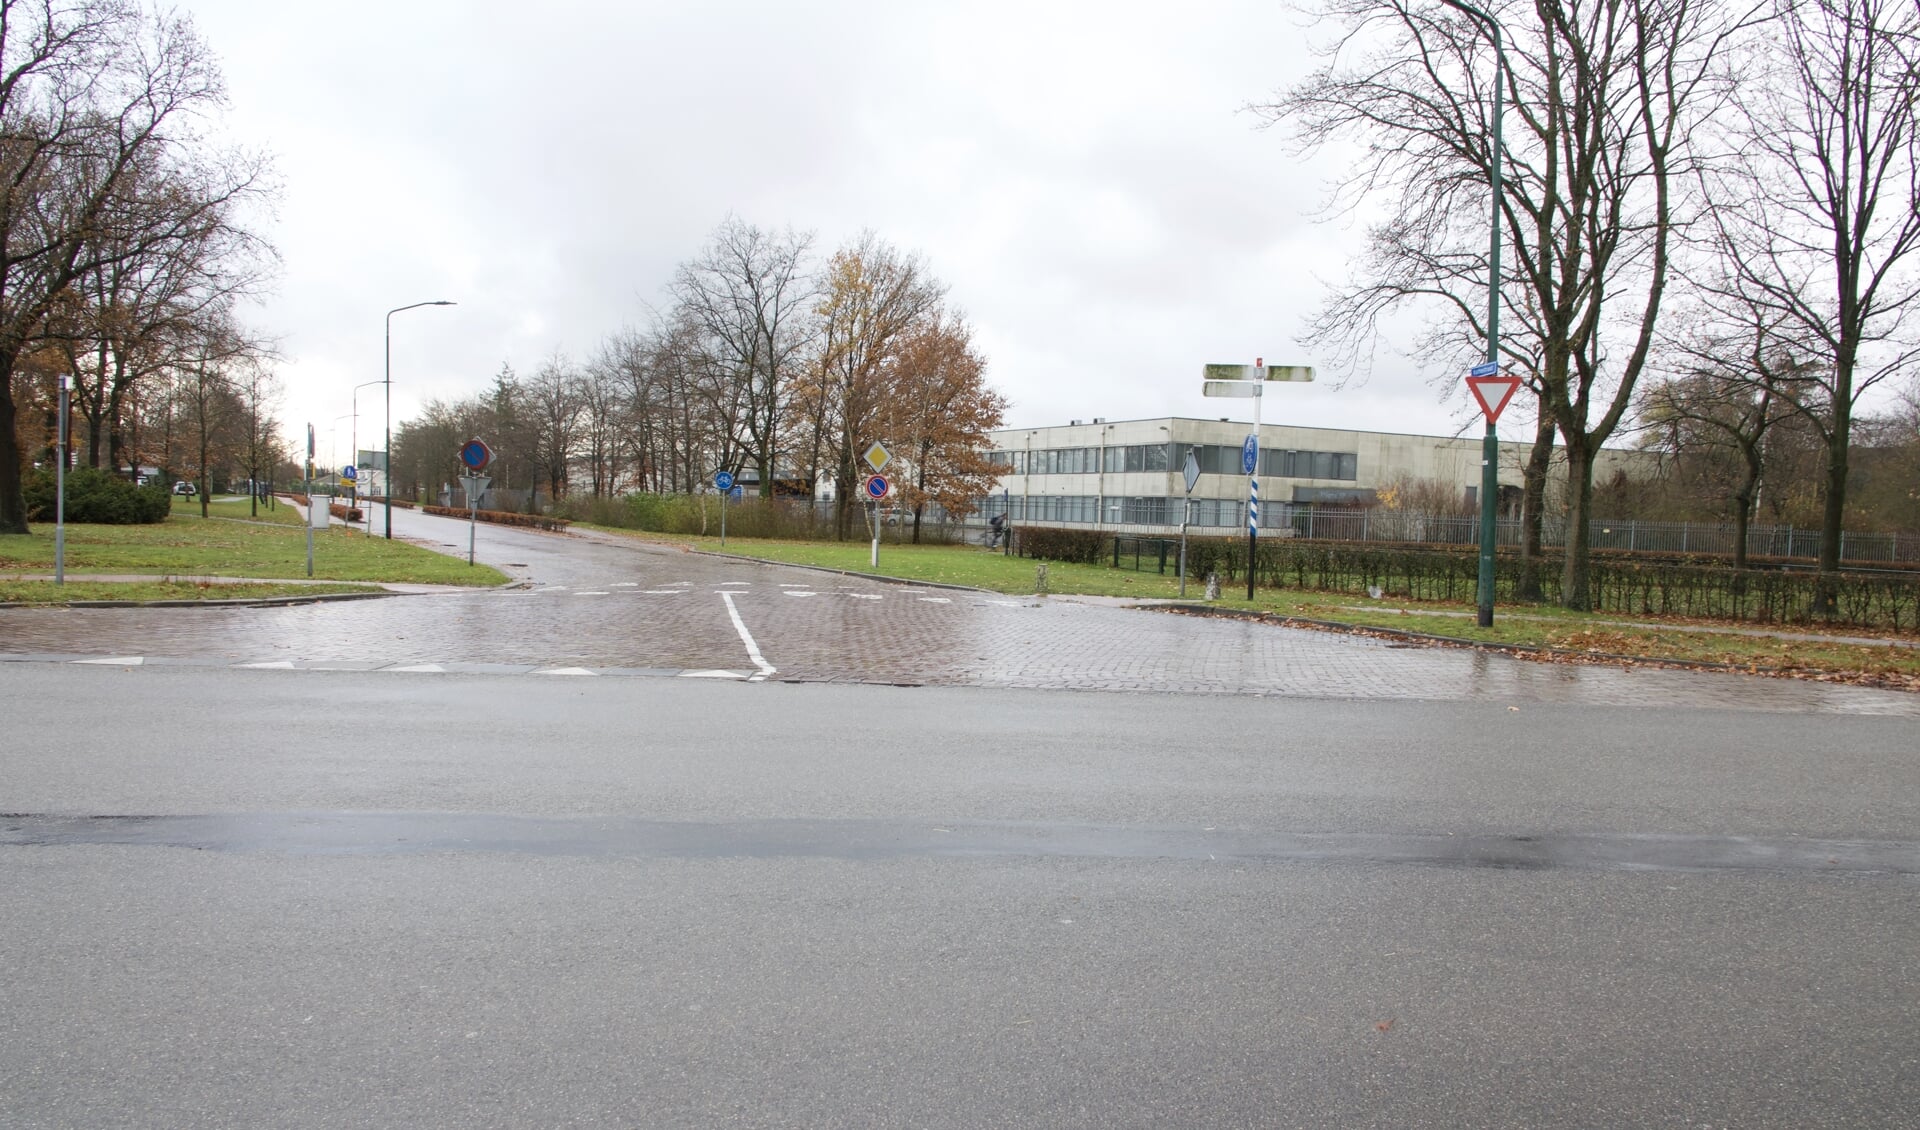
[1247,362,1262,601]
[1466,370,1519,627]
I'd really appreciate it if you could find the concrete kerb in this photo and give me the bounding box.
[0,575,529,610]
[1152,601,1907,685]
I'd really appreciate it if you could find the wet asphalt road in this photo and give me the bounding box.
[2,511,1918,1126]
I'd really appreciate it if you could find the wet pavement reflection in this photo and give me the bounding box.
[2,507,1916,715]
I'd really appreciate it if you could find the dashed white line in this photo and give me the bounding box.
[641,590,687,595]
[848,594,882,600]
[74,656,142,665]
[236,660,296,669]
[718,590,778,682]
[784,591,817,597]
[535,667,597,676]
[918,597,952,604]
[680,669,747,680]
[386,663,446,673]
[576,591,610,596]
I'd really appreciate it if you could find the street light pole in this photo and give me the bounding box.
[350,379,382,522]
[1443,0,1507,628]
[385,300,457,538]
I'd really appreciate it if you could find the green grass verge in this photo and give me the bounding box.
[0,579,382,604]
[584,525,1920,682]
[0,510,506,588]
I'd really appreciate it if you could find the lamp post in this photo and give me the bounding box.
[1442,0,1508,627]
[385,300,457,538]
[349,379,382,521]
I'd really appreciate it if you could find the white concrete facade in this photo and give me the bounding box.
[983,416,1656,532]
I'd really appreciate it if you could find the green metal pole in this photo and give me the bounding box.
[1469,5,1504,628]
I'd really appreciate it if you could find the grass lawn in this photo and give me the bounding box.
[0,579,382,604]
[584,525,1920,684]
[0,507,507,597]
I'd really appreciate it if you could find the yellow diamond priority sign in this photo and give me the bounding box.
[863,442,891,473]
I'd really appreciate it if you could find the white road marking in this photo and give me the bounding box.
[611,582,639,587]
[74,656,142,665]
[681,669,747,680]
[641,589,687,595]
[848,594,882,600]
[918,597,952,604]
[576,591,610,596]
[778,583,807,588]
[784,591,817,597]
[988,600,1023,607]
[236,660,296,669]
[535,667,597,676]
[718,590,778,682]
[387,664,446,673]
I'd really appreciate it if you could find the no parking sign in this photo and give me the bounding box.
[864,475,890,500]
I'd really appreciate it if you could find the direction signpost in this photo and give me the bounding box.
[1199,360,1315,599]
[864,473,890,568]
[1180,448,1200,597]
[457,438,494,567]
[1465,367,1523,626]
[715,470,735,545]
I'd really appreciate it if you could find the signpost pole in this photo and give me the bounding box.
[1478,421,1498,626]
[305,423,315,577]
[721,485,728,547]
[54,375,67,585]
[469,488,477,566]
[1247,375,1262,601]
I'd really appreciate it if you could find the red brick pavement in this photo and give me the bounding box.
[1,508,1914,716]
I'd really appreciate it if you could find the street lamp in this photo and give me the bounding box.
[385,300,457,538]
[349,379,382,517]
[1441,0,1508,627]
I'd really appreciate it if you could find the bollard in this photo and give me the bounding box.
[1204,572,1220,601]
[1035,563,1049,595]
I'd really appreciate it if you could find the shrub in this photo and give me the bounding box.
[423,505,569,531]
[1016,525,1108,565]
[23,467,171,524]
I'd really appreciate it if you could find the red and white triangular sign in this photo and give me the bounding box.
[1465,375,1523,424]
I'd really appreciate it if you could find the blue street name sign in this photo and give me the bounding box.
[1241,434,1259,476]
[1470,361,1501,378]
[714,470,735,492]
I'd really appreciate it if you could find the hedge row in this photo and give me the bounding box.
[23,467,171,524]
[423,505,570,531]
[1057,529,1920,631]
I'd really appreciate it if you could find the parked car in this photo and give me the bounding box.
[172,480,196,496]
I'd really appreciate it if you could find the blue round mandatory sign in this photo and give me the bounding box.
[864,474,889,500]
[1241,434,1259,476]
[714,470,734,492]
[458,438,493,471]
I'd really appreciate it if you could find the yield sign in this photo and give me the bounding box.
[1465,374,1523,424]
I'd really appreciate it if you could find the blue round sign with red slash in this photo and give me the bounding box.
[864,474,890,500]
[459,438,493,471]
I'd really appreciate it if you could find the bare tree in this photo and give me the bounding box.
[0,2,273,532]
[523,353,584,502]
[669,218,815,497]
[1263,0,1754,608]
[1701,0,1920,599]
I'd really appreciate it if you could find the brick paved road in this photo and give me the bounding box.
[2,507,1915,715]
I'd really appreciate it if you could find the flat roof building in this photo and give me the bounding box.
[982,416,1656,532]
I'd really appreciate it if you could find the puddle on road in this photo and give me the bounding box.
[3,813,1913,877]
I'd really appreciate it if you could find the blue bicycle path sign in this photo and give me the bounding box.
[714,470,734,492]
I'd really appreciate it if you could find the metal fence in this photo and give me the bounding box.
[973,501,1920,567]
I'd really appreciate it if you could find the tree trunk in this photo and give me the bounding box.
[1517,409,1555,601]
[1815,398,1850,617]
[0,374,25,534]
[1560,440,1596,611]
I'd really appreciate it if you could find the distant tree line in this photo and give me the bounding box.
[0,0,282,531]
[392,220,1007,542]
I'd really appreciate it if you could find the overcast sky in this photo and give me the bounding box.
[187,0,1489,468]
